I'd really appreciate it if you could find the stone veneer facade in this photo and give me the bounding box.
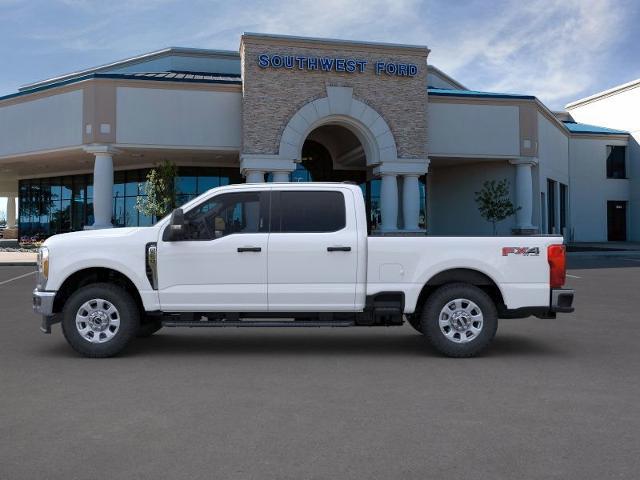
[240,34,429,161]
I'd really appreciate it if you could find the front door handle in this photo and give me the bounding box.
[237,247,262,252]
[327,246,351,252]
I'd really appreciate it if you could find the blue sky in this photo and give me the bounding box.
[1,0,639,108]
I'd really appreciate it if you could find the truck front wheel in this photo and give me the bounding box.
[61,283,140,358]
[421,283,498,357]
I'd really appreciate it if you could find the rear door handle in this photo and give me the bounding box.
[327,246,351,252]
[237,247,262,252]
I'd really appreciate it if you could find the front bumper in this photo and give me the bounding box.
[550,288,574,313]
[33,289,58,333]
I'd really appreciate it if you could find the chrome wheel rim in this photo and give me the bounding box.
[75,298,120,343]
[439,298,483,344]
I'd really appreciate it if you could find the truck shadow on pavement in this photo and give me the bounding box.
[41,330,562,359]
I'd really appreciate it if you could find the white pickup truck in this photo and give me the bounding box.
[33,182,574,358]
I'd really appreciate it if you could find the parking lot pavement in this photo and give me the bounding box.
[1,259,639,480]
[0,265,35,284]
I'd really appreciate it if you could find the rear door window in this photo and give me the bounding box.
[273,191,346,233]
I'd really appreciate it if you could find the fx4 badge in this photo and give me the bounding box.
[502,247,540,256]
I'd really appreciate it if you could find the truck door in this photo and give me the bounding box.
[267,188,358,312]
[156,190,269,311]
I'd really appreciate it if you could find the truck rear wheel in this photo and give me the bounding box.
[61,283,140,358]
[421,283,497,357]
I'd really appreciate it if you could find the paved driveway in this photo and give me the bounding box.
[1,258,639,479]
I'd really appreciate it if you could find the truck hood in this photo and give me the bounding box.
[43,227,158,251]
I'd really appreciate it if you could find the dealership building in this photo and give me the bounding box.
[0,33,637,242]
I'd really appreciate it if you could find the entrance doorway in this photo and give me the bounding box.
[299,125,379,231]
[607,201,627,241]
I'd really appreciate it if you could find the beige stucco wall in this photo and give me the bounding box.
[0,90,83,157]
[427,102,520,157]
[116,86,242,148]
[240,35,429,160]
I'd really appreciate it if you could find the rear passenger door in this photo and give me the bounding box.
[267,188,358,312]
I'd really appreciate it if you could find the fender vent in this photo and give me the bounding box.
[145,242,158,290]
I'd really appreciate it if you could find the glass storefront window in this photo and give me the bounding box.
[18,167,242,239]
[113,171,125,199]
[125,197,138,227]
[62,178,73,201]
[125,171,139,197]
[198,176,218,194]
[86,175,94,200]
[113,196,125,227]
[176,175,197,195]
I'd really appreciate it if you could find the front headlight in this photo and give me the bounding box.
[37,247,49,281]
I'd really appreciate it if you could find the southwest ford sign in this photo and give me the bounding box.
[257,54,418,77]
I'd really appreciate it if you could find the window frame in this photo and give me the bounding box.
[606,145,627,179]
[166,190,270,242]
[270,190,347,234]
[547,179,556,234]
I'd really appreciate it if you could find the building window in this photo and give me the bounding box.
[560,183,568,232]
[547,179,556,234]
[540,192,546,233]
[606,146,626,179]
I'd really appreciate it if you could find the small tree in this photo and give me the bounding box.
[474,179,520,235]
[136,160,178,219]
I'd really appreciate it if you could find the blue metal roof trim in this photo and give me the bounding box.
[0,72,242,102]
[427,87,536,100]
[562,121,628,135]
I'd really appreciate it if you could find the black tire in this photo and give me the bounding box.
[406,315,423,334]
[61,283,140,358]
[421,283,498,357]
[137,318,163,338]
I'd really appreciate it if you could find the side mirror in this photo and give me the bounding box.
[163,208,185,242]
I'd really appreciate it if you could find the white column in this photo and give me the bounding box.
[240,154,295,184]
[380,173,398,231]
[510,158,537,231]
[84,146,117,229]
[402,175,420,231]
[6,196,16,229]
[271,171,290,182]
[245,170,265,183]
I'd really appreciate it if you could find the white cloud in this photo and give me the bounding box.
[183,0,632,107]
[189,0,427,46]
[426,0,630,107]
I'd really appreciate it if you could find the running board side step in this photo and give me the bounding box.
[162,320,355,328]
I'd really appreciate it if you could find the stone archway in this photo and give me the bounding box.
[278,86,398,166]
[240,85,429,232]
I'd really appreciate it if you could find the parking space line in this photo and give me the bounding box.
[0,271,36,287]
[566,274,581,279]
